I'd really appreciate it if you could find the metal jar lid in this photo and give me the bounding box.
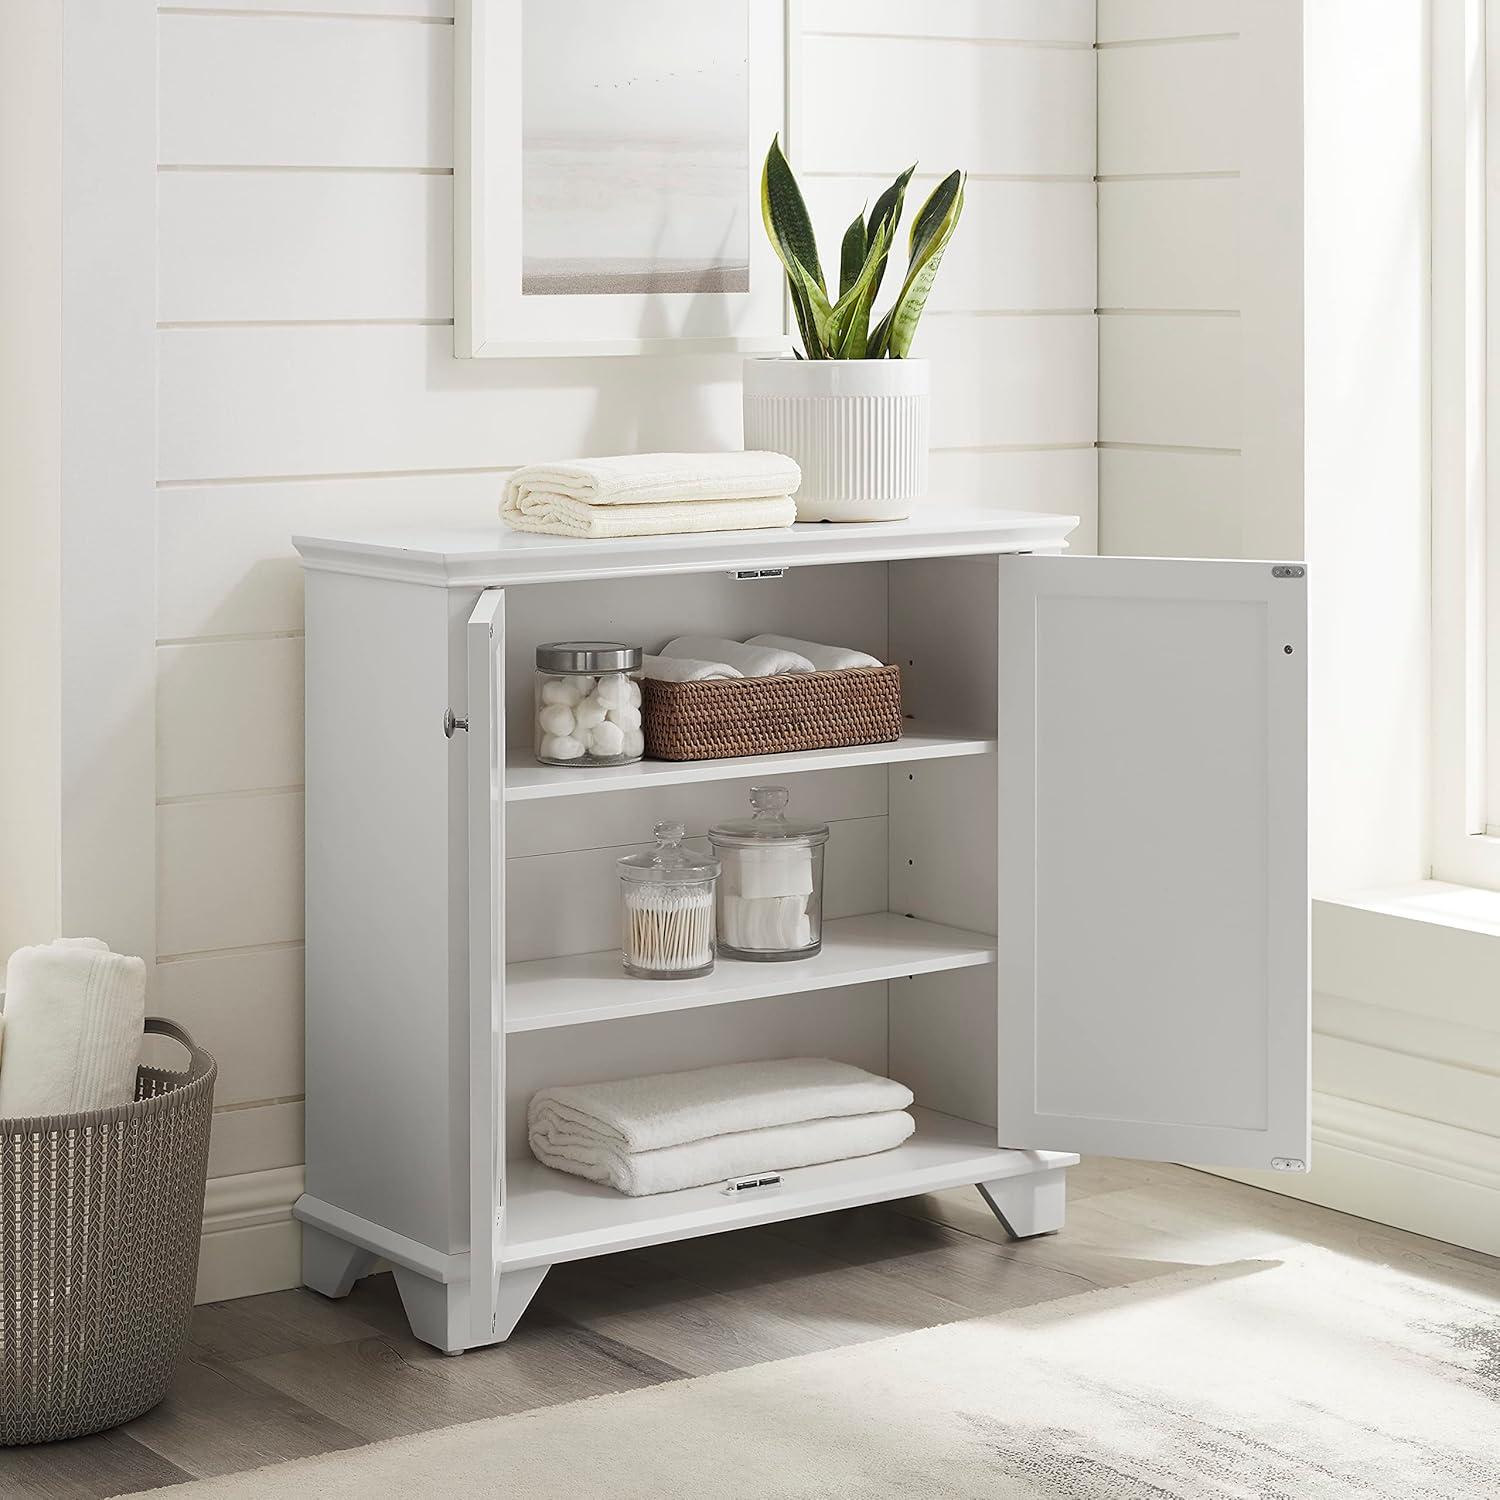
[535,641,642,674]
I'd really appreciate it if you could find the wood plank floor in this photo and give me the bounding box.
[4,1159,1497,1497]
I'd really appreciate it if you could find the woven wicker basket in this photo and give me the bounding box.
[642,663,903,761]
[0,1017,216,1445]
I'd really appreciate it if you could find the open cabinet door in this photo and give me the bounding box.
[466,588,506,1341]
[997,556,1309,1171]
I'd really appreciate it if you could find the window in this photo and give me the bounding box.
[1432,0,1500,887]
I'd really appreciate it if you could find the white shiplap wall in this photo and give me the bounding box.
[155,1,1099,1298]
[1096,1,1243,556]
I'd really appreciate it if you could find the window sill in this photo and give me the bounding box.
[1317,880,1500,939]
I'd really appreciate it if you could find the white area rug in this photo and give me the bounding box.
[153,1247,1500,1498]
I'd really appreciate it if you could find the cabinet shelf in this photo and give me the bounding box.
[501,1107,1076,1270]
[504,913,996,1033]
[503,730,995,802]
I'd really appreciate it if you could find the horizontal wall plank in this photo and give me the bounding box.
[804,178,1094,312]
[801,35,1094,177]
[159,170,450,322]
[169,1,452,13]
[156,945,305,1106]
[802,0,1094,42]
[1097,0,1239,43]
[1098,38,1238,176]
[927,448,1097,555]
[158,637,304,798]
[924,315,1097,449]
[157,474,499,641]
[1098,315,1240,449]
[207,1099,305,1180]
[1098,449,1245,558]
[159,14,450,167]
[158,325,745,482]
[1098,178,1238,310]
[158,791,304,954]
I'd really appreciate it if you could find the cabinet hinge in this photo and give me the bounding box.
[1270,1157,1307,1173]
[1271,565,1305,579]
[728,567,786,581]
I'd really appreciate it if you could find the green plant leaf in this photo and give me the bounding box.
[886,170,965,358]
[863,164,915,307]
[761,135,831,355]
[839,212,868,301]
[828,216,893,358]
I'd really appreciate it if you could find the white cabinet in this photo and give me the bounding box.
[292,510,1308,1353]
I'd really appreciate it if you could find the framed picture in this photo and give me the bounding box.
[456,0,795,358]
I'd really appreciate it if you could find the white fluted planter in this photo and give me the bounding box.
[743,358,929,522]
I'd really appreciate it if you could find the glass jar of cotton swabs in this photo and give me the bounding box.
[617,822,721,980]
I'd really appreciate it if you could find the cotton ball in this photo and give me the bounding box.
[540,678,581,707]
[538,703,576,737]
[625,678,642,708]
[623,728,645,759]
[574,695,607,731]
[588,720,626,757]
[595,674,630,710]
[608,703,642,731]
[541,733,585,761]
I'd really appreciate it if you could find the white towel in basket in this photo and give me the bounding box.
[658,636,815,678]
[0,939,145,1117]
[745,635,885,671]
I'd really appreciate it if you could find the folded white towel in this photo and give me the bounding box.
[745,635,885,672]
[528,1057,913,1157]
[531,1109,915,1196]
[0,939,146,1118]
[642,654,744,683]
[501,451,802,539]
[659,637,815,678]
[502,492,797,540]
[504,452,802,510]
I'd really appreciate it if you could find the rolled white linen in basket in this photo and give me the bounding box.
[642,654,744,683]
[530,1109,916,1197]
[0,939,146,1117]
[658,636,815,678]
[745,634,885,672]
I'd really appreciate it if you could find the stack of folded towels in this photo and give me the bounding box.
[0,939,146,1118]
[645,634,884,682]
[528,1057,915,1197]
[501,452,801,540]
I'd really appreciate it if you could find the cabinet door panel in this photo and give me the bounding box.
[998,556,1308,1170]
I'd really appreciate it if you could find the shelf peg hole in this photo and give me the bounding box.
[1283,645,1294,655]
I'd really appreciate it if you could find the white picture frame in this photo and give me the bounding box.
[456,0,796,359]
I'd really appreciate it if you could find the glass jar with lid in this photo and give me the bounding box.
[617,822,720,980]
[709,786,829,962]
[534,642,644,767]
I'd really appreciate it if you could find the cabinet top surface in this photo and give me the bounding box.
[292,504,1080,588]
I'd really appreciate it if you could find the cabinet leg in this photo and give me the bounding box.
[302,1224,378,1299]
[493,1263,550,1343]
[393,1267,472,1355]
[978,1166,1068,1240]
[392,1263,549,1354]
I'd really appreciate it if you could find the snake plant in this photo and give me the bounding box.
[761,136,966,359]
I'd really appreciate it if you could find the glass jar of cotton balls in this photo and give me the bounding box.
[534,642,645,767]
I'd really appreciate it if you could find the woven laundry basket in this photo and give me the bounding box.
[0,1018,216,1444]
[642,663,903,761]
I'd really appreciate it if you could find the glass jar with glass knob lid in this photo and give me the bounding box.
[709,785,829,961]
[534,641,644,766]
[617,823,720,980]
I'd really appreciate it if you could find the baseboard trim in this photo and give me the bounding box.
[1211,1091,1500,1258]
[196,1165,304,1303]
